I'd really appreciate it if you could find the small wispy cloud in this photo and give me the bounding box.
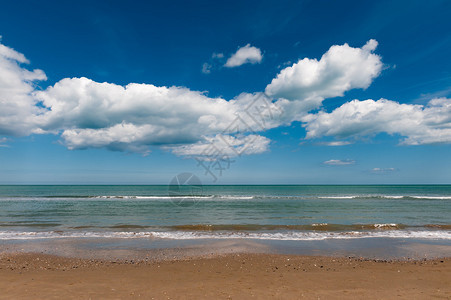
[317,141,353,146]
[201,62,212,74]
[371,167,397,173]
[413,86,451,103]
[277,61,292,69]
[201,53,225,74]
[212,52,224,59]
[323,159,355,166]
[0,137,9,147]
[224,44,263,68]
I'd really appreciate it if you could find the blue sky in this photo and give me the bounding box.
[0,0,450,184]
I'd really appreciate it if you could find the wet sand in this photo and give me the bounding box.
[0,252,450,299]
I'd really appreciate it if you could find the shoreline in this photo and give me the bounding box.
[1,252,450,299]
[2,236,451,261]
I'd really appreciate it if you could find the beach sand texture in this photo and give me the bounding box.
[0,253,450,299]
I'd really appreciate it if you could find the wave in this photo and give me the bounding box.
[318,196,357,199]
[170,223,408,231]
[135,196,213,199]
[217,195,255,199]
[1,194,450,201]
[317,195,451,200]
[1,229,450,241]
[151,230,451,241]
[0,193,450,201]
[0,223,417,231]
[0,195,215,201]
[98,195,215,199]
[408,196,451,200]
[1,223,450,231]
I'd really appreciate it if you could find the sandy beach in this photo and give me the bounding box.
[0,252,450,299]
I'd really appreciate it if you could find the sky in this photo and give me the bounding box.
[0,0,450,184]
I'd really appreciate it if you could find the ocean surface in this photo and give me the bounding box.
[0,185,450,242]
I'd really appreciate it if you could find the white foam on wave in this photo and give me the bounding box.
[409,196,451,200]
[151,230,451,241]
[374,223,398,228]
[317,196,357,199]
[81,195,254,200]
[1,230,450,241]
[317,195,451,200]
[0,231,154,240]
[95,196,137,199]
[135,196,214,199]
[0,194,449,201]
[217,196,255,200]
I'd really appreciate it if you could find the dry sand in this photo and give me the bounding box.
[0,253,450,299]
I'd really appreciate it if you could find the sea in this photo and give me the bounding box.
[0,185,450,243]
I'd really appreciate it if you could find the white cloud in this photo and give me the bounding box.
[318,141,353,146]
[0,41,46,136]
[225,44,263,68]
[265,40,382,113]
[302,98,451,145]
[3,37,451,158]
[371,167,397,173]
[201,62,212,74]
[0,43,29,64]
[36,77,233,133]
[1,39,385,155]
[212,53,224,59]
[323,159,355,165]
[201,53,225,74]
[0,137,9,147]
[33,77,282,154]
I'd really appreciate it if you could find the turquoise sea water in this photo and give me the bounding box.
[0,185,450,241]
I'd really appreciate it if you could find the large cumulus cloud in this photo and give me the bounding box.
[33,78,281,154]
[266,39,382,113]
[302,98,451,145]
